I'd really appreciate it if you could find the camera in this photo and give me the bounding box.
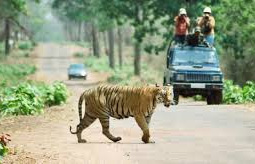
[204,15,209,19]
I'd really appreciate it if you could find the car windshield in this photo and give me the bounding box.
[70,64,85,69]
[172,49,218,65]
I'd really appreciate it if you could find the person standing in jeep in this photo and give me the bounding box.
[197,7,215,45]
[174,8,190,44]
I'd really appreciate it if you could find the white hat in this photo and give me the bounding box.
[179,8,187,15]
[203,7,212,13]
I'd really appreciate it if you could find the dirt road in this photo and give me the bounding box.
[1,43,255,164]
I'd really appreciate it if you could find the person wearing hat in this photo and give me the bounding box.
[174,8,190,44]
[197,7,215,45]
[186,26,205,46]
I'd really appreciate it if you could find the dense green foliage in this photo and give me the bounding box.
[0,64,36,88]
[0,83,44,116]
[18,41,34,50]
[0,81,68,117]
[223,80,255,104]
[37,81,69,107]
[0,143,8,160]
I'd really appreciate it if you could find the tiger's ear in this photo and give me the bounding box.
[154,87,161,94]
[161,89,166,95]
[155,83,160,87]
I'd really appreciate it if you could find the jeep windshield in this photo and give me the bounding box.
[172,49,218,66]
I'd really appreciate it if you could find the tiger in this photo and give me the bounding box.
[70,84,173,143]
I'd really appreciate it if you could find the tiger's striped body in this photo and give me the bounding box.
[70,85,173,143]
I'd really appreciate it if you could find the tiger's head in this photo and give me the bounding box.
[155,84,174,107]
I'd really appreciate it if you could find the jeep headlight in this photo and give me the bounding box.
[176,74,185,81]
[212,75,221,81]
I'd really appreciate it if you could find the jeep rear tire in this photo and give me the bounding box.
[173,90,179,105]
[207,90,223,105]
[214,90,223,104]
[207,95,214,105]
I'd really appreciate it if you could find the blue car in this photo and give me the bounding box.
[164,44,223,105]
[68,64,87,80]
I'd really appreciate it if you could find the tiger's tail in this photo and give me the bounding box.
[69,91,86,134]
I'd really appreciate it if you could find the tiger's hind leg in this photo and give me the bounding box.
[99,118,122,142]
[135,115,155,144]
[77,113,97,143]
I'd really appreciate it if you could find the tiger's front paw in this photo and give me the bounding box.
[142,135,155,144]
[113,137,122,142]
[78,139,87,143]
[142,138,155,144]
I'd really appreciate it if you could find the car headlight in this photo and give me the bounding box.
[81,71,86,76]
[176,74,185,81]
[212,75,221,81]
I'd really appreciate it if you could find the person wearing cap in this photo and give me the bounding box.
[186,26,205,46]
[174,8,190,44]
[197,7,215,45]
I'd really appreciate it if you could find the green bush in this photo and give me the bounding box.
[0,81,69,117]
[0,143,8,160]
[38,81,68,106]
[18,41,33,50]
[73,52,84,58]
[223,80,255,104]
[0,83,44,116]
[242,81,255,102]
[223,80,243,104]
[0,64,36,89]
[193,95,204,101]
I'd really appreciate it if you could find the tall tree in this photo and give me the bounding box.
[91,23,100,57]
[108,28,115,68]
[0,0,40,55]
[117,27,123,68]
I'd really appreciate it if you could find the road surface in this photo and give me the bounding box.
[1,43,255,164]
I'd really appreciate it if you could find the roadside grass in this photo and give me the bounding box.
[0,64,36,89]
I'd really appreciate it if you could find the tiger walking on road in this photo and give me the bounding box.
[70,84,173,143]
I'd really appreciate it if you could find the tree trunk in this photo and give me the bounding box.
[4,18,10,55]
[103,31,108,55]
[78,21,82,41]
[134,41,141,76]
[134,4,142,76]
[108,28,115,69]
[91,23,100,57]
[83,22,90,42]
[117,27,123,68]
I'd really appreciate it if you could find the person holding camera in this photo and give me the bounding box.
[197,7,215,45]
[186,26,206,46]
[174,8,190,44]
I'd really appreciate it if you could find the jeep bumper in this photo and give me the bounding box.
[173,82,223,96]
